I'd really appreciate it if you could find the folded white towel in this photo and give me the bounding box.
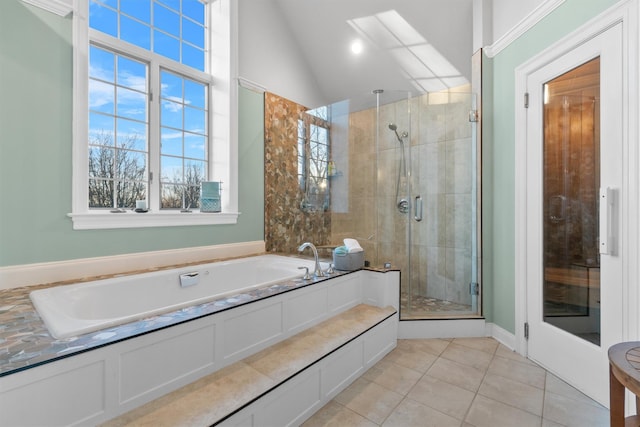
[343,238,363,253]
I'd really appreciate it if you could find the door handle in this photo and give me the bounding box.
[414,195,423,222]
[599,187,616,255]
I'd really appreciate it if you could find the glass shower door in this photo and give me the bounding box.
[401,91,480,319]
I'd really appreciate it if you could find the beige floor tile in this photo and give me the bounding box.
[382,344,438,373]
[362,359,423,395]
[465,394,542,427]
[427,357,486,392]
[382,398,462,427]
[543,391,609,427]
[440,342,493,371]
[407,375,475,420]
[302,401,377,427]
[406,338,451,356]
[495,344,536,365]
[452,337,499,355]
[334,377,404,424]
[305,339,608,427]
[545,373,605,408]
[477,373,544,416]
[487,355,546,389]
[542,419,566,427]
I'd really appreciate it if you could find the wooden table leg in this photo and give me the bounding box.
[611,364,626,427]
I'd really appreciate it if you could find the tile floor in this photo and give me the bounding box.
[302,338,609,427]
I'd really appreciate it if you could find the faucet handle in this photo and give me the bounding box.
[326,263,335,275]
[298,266,311,280]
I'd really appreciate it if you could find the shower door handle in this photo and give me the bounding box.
[599,187,617,255]
[414,195,423,222]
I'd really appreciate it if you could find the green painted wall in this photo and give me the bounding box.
[486,0,619,333]
[0,0,264,267]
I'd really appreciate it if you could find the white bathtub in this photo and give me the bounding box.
[30,254,325,339]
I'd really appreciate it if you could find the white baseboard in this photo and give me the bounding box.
[0,241,266,290]
[398,319,519,353]
[485,322,517,351]
[398,318,487,339]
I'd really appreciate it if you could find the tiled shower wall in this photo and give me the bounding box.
[331,90,475,306]
[264,92,331,254]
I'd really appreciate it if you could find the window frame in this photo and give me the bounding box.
[69,0,238,229]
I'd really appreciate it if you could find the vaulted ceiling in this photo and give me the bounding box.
[274,0,474,105]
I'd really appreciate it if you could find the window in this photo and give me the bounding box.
[70,0,238,229]
[298,106,331,212]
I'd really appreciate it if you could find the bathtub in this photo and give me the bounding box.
[30,254,326,339]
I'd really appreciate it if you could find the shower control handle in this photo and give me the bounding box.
[414,195,423,222]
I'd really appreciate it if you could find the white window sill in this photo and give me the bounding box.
[67,211,240,230]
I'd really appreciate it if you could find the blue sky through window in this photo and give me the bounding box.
[89,0,206,71]
[88,0,208,210]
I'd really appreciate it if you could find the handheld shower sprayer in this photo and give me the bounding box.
[388,123,408,143]
[388,124,410,214]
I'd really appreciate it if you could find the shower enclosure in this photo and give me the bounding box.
[311,87,481,320]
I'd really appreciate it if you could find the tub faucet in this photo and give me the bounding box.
[297,242,325,278]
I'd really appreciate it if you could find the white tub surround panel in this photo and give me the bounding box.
[0,268,399,426]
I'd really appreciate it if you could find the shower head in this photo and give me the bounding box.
[388,123,407,142]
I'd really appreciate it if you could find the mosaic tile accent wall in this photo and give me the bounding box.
[264,92,331,254]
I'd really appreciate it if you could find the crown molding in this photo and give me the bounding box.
[21,0,73,17]
[484,0,566,58]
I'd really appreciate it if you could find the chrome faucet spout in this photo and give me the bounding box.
[297,242,325,278]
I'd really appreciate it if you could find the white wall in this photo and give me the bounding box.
[238,0,326,108]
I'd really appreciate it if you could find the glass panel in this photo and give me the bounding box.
[312,88,479,320]
[182,43,205,71]
[543,57,601,346]
[182,18,205,48]
[120,0,150,22]
[161,183,184,208]
[120,15,151,50]
[117,180,147,209]
[161,100,183,128]
[89,113,115,146]
[161,155,183,183]
[116,118,147,151]
[182,0,205,23]
[184,79,206,109]
[161,128,182,156]
[117,56,146,90]
[184,106,205,134]
[116,87,146,121]
[153,3,179,34]
[89,1,117,37]
[184,133,206,159]
[89,178,114,208]
[89,46,115,82]
[154,30,180,63]
[89,80,115,115]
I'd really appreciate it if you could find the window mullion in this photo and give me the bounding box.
[149,59,161,211]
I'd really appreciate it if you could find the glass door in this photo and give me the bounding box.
[525,23,623,406]
[542,58,601,345]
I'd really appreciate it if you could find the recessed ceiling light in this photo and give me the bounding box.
[351,40,363,55]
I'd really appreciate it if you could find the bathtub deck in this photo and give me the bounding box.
[0,269,356,377]
[102,303,397,426]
